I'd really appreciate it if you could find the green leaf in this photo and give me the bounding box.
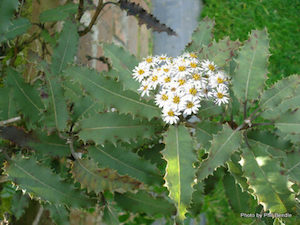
[162,125,196,220]
[103,204,119,225]
[0,86,18,121]
[71,158,141,193]
[0,18,31,43]
[188,182,204,217]
[0,0,19,34]
[4,155,95,208]
[27,131,69,157]
[11,191,29,220]
[274,109,300,134]
[114,190,176,216]
[88,143,162,185]
[197,124,242,181]
[185,17,215,52]
[284,150,300,185]
[102,43,140,92]
[78,112,161,145]
[201,36,240,67]
[45,204,69,225]
[240,140,296,213]
[51,21,79,76]
[232,29,269,102]
[5,68,44,124]
[197,100,224,118]
[195,121,222,151]
[64,66,160,120]
[223,173,255,213]
[39,3,78,23]
[44,73,69,131]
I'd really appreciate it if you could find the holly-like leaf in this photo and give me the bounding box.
[197,100,224,118]
[185,17,215,52]
[88,143,162,185]
[188,182,204,217]
[240,140,296,213]
[0,86,18,121]
[0,0,19,34]
[64,66,160,120]
[51,21,79,76]
[11,191,29,220]
[232,29,269,102]
[78,112,161,145]
[115,190,176,216]
[162,125,196,220]
[284,150,300,185]
[5,68,44,124]
[195,121,222,151]
[119,0,176,35]
[71,158,141,193]
[0,18,31,43]
[45,204,69,225]
[197,124,242,181]
[201,37,241,67]
[39,3,78,23]
[44,73,69,131]
[4,155,95,208]
[102,43,140,92]
[223,173,255,213]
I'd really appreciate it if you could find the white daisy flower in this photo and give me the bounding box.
[148,73,160,89]
[162,107,180,124]
[172,57,190,77]
[138,81,152,97]
[213,86,230,106]
[132,62,150,82]
[155,90,170,108]
[210,70,229,88]
[201,59,218,75]
[180,96,201,116]
[143,56,157,67]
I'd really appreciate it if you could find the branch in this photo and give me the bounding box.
[0,116,21,126]
[67,137,79,160]
[76,0,85,21]
[79,0,104,36]
[86,55,112,69]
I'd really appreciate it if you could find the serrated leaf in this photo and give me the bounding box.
[274,109,300,134]
[201,37,240,67]
[64,66,160,120]
[232,29,269,102]
[223,173,254,213]
[5,68,44,124]
[162,125,196,220]
[88,143,162,185]
[188,182,204,217]
[0,86,18,121]
[197,124,242,181]
[11,191,29,220]
[39,3,78,23]
[0,18,31,43]
[4,155,95,208]
[103,204,119,225]
[197,100,224,118]
[195,121,222,151]
[78,112,161,145]
[284,150,300,185]
[51,21,79,76]
[45,204,69,225]
[44,73,69,131]
[0,0,19,34]
[115,190,176,216]
[71,158,141,194]
[240,140,296,213]
[185,17,214,52]
[102,43,140,92]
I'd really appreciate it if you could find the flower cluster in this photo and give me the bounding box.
[131,53,230,124]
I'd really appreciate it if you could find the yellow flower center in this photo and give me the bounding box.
[143,85,148,91]
[217,77,224,84]
[152,75,158,81]
[190,53,197,58]
[146,57,153,63]
[162,94,168,101]
[178,66,186,72]
[189,88,197,96]
[187,102,194,108]
[160,57,166,60]
[217,92,224,99]
[173,96,180,104]
[192,73,200,80]
[164,77,171,83]
[163,68,169,73]
[171,87,176,92]
[208,64,215,71]
[168,110,174,117]
[178,79,186,86]
[190,62,197,68]
[138,69,145,75]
